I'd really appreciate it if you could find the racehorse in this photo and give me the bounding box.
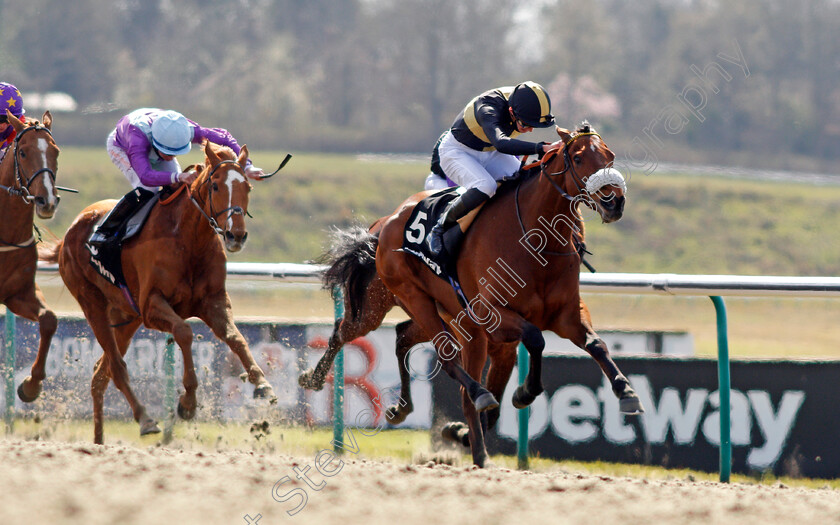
[0,110,61,403]
[302,123,642,467]
[40,142,277,444]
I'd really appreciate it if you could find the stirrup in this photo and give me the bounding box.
[425,224,446,256]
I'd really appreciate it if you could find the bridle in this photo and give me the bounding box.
[188,159,249,238]
[0,124,59,204]
[515,130,606,258]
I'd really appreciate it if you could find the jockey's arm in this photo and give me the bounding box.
[194,125,263,178]
[125,132,182,186]
[478,107,546,157]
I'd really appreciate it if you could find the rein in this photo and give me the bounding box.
[515,130,601,259]
[0,125,57,203]
[187,159,248,238]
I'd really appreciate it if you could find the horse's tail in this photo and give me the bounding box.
[37,239,63,264]
[319,225,379,321]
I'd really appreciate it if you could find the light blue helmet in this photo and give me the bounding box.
[150,110,193,155]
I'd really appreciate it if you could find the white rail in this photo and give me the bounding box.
[37,262,840,296]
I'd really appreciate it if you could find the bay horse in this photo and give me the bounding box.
[302,123,642,467]
[40,142,277,444]
[0,110,61,403]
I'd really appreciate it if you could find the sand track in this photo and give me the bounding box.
[1,439,838,525]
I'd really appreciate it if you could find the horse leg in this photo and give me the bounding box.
[484,342,516,431]
[441,341,516,449]
[566,300,643,414]
[85,306,159,441]
[200,292,276,401]
[511,322,546,409]
[91,355,110,445]
[300,278,395,391]
[5,286,57,402]
[144,293,200,419]
[384,319,425,424]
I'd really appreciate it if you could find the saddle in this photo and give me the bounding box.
[400,188,489,313]
[87,190,159,288]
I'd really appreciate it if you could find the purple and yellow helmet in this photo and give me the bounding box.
[0,82,25,118]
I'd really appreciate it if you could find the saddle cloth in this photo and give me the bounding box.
[88,190,158,287]
[401,187,484,284]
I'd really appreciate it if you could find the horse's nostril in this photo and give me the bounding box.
[225,231,235,241]
[241,232,248,243]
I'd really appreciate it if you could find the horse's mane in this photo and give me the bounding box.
[191,141,238,186]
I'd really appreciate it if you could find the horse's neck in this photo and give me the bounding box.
[178,180,221,248]
[514,174,579,250]
[0,149,34,237]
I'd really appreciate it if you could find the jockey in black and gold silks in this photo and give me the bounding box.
[425,81,555,257]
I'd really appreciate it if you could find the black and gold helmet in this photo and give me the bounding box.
[509,81,554,128]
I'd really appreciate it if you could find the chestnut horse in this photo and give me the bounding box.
[302,123,642,467]
[0,110,61,403]
[40,143,276,444]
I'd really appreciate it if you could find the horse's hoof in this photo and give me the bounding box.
[254,383,278,403]
[298,370,325,391]
[139,419,162,436]
[473,392,499,412]
[441,422,470,447]
[17,378,41,403]
[511,385,538,409]
[620,394,644,415]
[177,400,196,420]
[385,405,408,425]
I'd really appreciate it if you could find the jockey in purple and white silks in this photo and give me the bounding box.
[88,108,264,249]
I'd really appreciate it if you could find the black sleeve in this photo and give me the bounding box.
[477,105,544,156]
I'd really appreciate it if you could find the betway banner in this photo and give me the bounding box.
[433,355,839,478]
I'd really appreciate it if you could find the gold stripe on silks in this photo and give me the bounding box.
[462,98,492,149]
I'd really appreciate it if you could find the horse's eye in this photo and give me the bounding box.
[573,155,581,165]
[20,150,26,158]
[212,182,218,191]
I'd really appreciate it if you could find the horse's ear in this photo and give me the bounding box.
[6,110,24,132]
[42,110,52,130]
[555,126,572,143]
[204,141,221,165]
[237,144,249,166]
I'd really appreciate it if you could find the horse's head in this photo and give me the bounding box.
[5,110,60,219]
[198,142,252,252]
[547,121,625,223]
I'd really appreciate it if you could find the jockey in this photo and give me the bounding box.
[0,82,25,154]
[425,81,555,256]
[87,108,265,249]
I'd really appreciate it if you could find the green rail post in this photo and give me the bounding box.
[516,343,529,470]
[162,337,176,444]
[710,296,732,483]
[4,309,15,434]
[332,289,345,453]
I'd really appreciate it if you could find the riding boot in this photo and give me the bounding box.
[425,188,489,257]
[87,189,145,249]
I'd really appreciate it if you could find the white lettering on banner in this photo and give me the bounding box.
[746,390,805,470]
[550,385,599,442]
[497,373,806,471]
[702,390,752,446]
[631,375,709,445]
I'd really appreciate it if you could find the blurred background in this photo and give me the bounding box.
[1,0,838,169]
[2,0,840,357]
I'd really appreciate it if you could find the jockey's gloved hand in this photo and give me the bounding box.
[177,170,198,184]
[244,165,265,180]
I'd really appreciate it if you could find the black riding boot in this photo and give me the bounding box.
[87,189,146,249]
[425,188,489,256]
